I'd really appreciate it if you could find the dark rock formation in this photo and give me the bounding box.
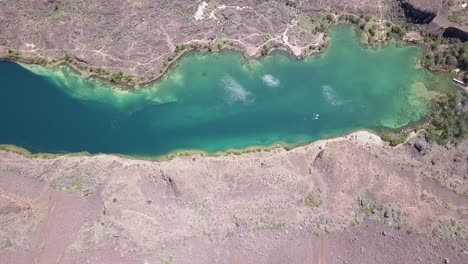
[414,141,426,154]
[443,27,468,42]
[400,0,437,24]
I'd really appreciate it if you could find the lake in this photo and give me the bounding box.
[0,26,450,156]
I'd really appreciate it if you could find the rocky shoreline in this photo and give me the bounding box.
[0,130,382,161]
[0,130,466,263]
[0,0,466,88]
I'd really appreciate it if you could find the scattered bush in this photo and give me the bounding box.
[260,45,269,56]
[7,49,21,59]
[109,71,134,84]
[390,25,405,37]
[368,24,377,37]
[174,44,187,54]
[110,72,124,83]
[305,192,322,208]
[448,11,463,24]
[316,23,326,33]
[325,14,335,23]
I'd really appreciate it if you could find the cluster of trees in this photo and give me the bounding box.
[260,45,270,56]
[109,71,133,83]
[308,13,336,34]
[339,14,360,24]
[423,36,468,70]
[427,93,468,145]
[381,92,467,147]
[380,132,409,146]
[390,25,406,37]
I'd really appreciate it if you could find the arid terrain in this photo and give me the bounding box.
[0,0,466,85]
[0,131,467,263]
[0,0,467,263]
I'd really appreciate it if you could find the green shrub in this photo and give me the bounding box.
[390,25,405,37]
[325,14,335,23]
[448,11,463,24]
[316,23,326,33]
[7,49,21,59]
[427,93,468,145]
[174,44,187,53]
[260,45,269,56]
[368,24,377,37]
[305,192,322,208]
[380,132,408,146]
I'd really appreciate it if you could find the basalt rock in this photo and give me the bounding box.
[443,27,468,42]
[400,0,437,24]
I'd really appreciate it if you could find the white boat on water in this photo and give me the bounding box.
[452,78,466,86]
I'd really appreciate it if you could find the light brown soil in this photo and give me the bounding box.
[0,131,466,263]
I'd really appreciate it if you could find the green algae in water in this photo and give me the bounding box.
[0,26,452,156]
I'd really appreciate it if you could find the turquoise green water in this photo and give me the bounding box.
[0,26,449,156]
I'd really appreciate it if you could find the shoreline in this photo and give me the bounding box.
[1,18,460,91]
[0,23,462,161]
[0,129,394,162]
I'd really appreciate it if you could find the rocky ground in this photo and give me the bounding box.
[0,131,466,263]
[0,0,466,85]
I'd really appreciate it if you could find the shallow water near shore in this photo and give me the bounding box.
[0,26,452,156]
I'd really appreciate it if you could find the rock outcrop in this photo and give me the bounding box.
[443,27,468,42]
[400,0,438,24]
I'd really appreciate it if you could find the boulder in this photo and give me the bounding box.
[414,141,425,153]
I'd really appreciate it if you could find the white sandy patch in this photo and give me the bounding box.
[261,74,280,87]
[209,5,253,20]
[311,130,384,151]
[194,1,208,21]
[23,43,36,49]
[221,74,254,104]
[281,27,303,56]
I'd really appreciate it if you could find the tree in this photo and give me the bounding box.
[316,23,326,33]
[368,25,377,37]
[325,14,335,23]
[445,55,458,67]
[391,25,405,37]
